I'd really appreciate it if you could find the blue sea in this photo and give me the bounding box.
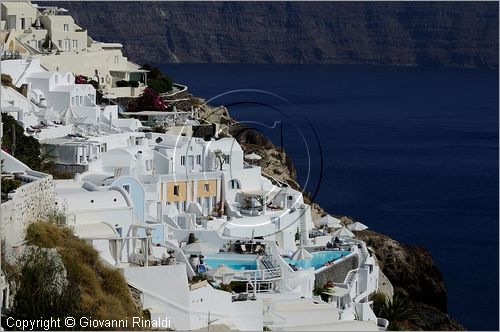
[159,63,499,330]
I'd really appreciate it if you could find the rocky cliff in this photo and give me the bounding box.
[356,229,465,330]
[39,1,498,68]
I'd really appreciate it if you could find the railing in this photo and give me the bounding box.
[246,280,273,293]
[240,267,282,282]
[344,268,358,288]
[1,50,21,60]
[159,83,188,99]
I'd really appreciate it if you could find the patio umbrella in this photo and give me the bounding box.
[207,264,236,284]
[347,221,368,232]
[187,202,203,216]
[182,242,219,256]
[244,153,262,161]
[332,226,355,238]
[291,246,312,260]
[317,215,342,228]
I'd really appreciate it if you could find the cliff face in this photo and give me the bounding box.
[357,230,465,330]
[39,1,498,68]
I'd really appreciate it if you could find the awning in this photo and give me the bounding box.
[323,286,350,297]
[72,222,119,239]
[243,190,272,196]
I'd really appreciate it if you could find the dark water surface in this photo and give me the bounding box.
[159,63,499,330]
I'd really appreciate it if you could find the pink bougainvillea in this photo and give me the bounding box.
[75,75,88,84]
[141,87,166,111]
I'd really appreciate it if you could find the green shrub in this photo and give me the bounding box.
[377,294,419,329]
[191,273,207,283]
[188,233,198,244]
[116,80,131,87]
[1,73,13,86]
[12,222,141,327]
[140,64,162,80]
[152,124,166,133]
[372,291,387,316]
[313,285,330,302]
[148,76,173,94]
[1,113,44,171]
[1,178,21,194]
[46,210,66,226]
[139,64,173,93]
[218,283,233,292]
[11,246,80,321]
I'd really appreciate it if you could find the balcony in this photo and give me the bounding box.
[107,85,146,98]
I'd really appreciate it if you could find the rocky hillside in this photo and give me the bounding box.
[39,1,498,68]
[357,230,465,330]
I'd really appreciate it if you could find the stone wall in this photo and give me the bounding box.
[54,163,87,175]
[1,175,56,249]
[314,254,359,287]
[192,124,217,140]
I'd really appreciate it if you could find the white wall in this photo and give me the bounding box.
[1,58,44,85]
[1,174,55,249]
[122,264,263,331]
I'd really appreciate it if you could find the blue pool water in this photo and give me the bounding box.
[204,253,258,270]
[284,251,350,270]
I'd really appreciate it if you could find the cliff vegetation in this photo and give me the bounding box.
[3,222,141,330]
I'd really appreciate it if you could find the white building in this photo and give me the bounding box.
[1,1,147,97]
[1,3,385,329]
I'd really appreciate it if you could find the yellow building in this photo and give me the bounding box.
[160,178,219,214]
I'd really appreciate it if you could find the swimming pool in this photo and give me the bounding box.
[284,251,350,270]
[204,253,258,270]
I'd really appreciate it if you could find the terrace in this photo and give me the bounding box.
[0,169,50,203]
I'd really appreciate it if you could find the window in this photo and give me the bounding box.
[204,184,210,191]
[79,96,83,105]
[63,24,69,31]
[223,154,231,164]
[229,179,241,190]
[20,18,25,30]
[67,74,71,83]
[122,184,130,193]
[114,55,119,64]
[196,155,201,164]
[174,185,180,196]
[54,75,59,84]
[72,39,78,49]
[58,40,62,48]
[64,39,69,51]
[38,40,42,49]
[180,156,185,166]
[71,96,75,105]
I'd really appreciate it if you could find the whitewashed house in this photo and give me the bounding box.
[1,1,148,97]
